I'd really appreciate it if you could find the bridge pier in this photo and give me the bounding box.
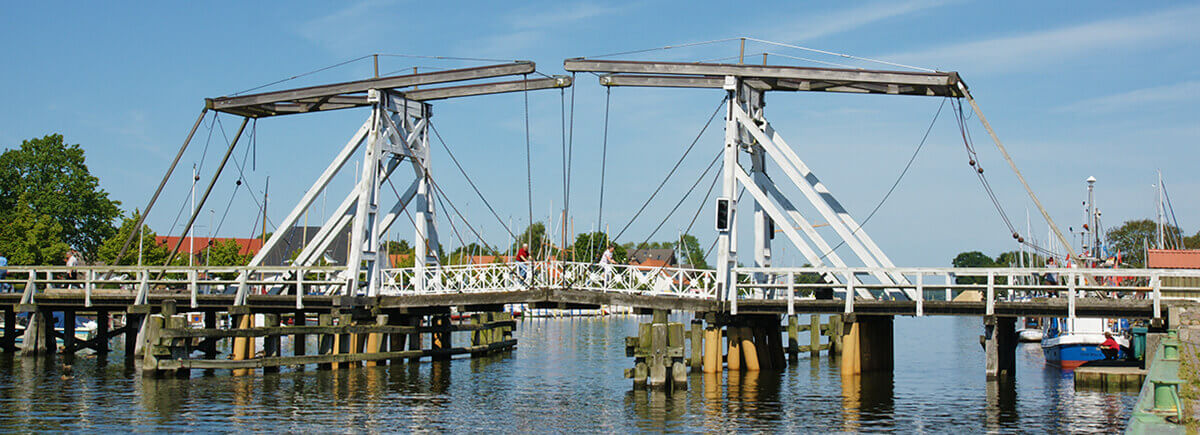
[984,316,1017,380]
[839,314,893,376]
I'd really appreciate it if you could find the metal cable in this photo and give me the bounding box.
[632,150,722,252]
[611,96,728,243]
[584,38,742,59]
[429,123,517,239]
[230,55,372,96]
[524,74,534,247]
[815,97,948,260]
[743,37,936,72]
[598,87,611,236]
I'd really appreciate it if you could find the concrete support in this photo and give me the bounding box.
[984,316,1017,380]
[840,315,893,376]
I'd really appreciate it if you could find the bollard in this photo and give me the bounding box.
[1151,379,1182,414]
[1162,340,1179,360]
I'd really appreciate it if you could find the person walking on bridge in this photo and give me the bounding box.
[599,246,615,284]
[516,243,531,282]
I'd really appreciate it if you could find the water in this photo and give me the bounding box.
[0,316,1136,432]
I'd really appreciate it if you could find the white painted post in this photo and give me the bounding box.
[916,272,924,317]
[84,269,93,308]
[296,267,305,310]
[986,271,995,316]
[1067,272,1076,324]
[844,271,855,314]
[235,268,249,306]
[1151,272,1161,319]
[189,269,199,309]
[20,269,36,306]
[136,270,149,306]
[787,271,795,316]
[944,273,952,301]
[730,270,739,315]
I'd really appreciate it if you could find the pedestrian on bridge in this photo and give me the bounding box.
[66,250,80,288]
[599,246,615,282]
[516,243,531,282]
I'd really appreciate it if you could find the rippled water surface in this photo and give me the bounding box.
[0,315,1135,432]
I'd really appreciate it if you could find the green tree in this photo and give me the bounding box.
[0,198,71,265]
[677,234,708,269]
[994,250,1043,268]
[206,239,252,267]
[511,222,552,259]
[951,251,996,284]
[96,211,173,266]
[573,232,627,263]
[448,242,497,264]
[1107,219,1182,267]
[0,134,121,258]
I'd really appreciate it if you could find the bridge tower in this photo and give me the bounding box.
[120,62,570,297]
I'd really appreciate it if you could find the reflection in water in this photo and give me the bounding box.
[0,316,1139,432]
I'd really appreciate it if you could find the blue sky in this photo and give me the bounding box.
[2,1,1197,267]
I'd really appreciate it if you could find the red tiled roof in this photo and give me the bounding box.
[1147,249,1200,269]
[155,236,264,256]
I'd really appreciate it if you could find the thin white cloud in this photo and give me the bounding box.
[1056,81,1200,113]
[769,0,957,42]
[457,2,620,57]
[885,4,1200,72]
[509,2,620,29]
[296,0,403,54]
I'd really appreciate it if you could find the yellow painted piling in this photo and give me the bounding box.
[741,326,760,371]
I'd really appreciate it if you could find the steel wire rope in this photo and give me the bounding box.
[598,87,611,240]
[584,38,743,59]
[163,112,219,244]
[565,72,577,259]
[376,54,519,63]
[230,54,373,96]
[214,115,275,229]
[742,37,936,72]
[631,150,723,256]
[680,165,723,265]
[610,96,729,244]
[428,122,517,239]
[814,97,948,261]
[523,74,534,250]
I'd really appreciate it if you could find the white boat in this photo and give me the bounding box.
[1017,317,1043,342]
[1041,317,1129,369]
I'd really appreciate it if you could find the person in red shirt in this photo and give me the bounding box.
[1099,331,1120,360]
[515,243,531,281]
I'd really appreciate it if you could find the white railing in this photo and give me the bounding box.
[0,265,346,309]
[733,266,1200,318]
[380,261,718,299]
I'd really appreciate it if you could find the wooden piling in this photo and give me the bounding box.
[840,319,860,376]
[365,314,386,367]
[727,325,742,371]
[741,326,760,371]
[787,315,799,362]
[232,313,253,376]
[388,314,408,365]
[703,326,720,373]
[293,310,306,360]
[829,314,843,355]
[141,314,164,376]
[3,307,15,353]
[61,309,76,357]
[690,319,703,371]
[407,315,423,363]
[431,315,450,361]
[810,314,821,358]
[263,313,281,373]
[125,313,143,366]
[317,313,333,370]
[96,310,110,355]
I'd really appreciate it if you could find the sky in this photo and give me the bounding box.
[1,1,1197,267]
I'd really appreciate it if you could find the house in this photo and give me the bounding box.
[1147,249,1200,299]
[155,236,263,258]
[627,248,676,267]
